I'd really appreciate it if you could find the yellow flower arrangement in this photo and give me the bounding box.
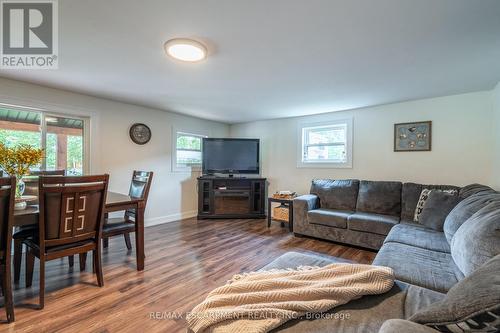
[0,142,44,179]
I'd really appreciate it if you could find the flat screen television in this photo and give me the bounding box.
[202,138,260,175]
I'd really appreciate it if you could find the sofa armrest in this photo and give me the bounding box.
[379,319,439,333]
[294,194,319,211]
[293,195,319,232]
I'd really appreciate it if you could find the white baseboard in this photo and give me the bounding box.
[145,210,198,227]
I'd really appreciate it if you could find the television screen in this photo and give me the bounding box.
[202,138,260,175]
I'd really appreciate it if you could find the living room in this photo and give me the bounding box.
[0,0,499,332]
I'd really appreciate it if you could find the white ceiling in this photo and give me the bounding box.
[1,0,500,123]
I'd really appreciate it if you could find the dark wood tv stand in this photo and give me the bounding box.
[197,176,267,219]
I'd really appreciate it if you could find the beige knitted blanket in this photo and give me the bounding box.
[186,263,394,333]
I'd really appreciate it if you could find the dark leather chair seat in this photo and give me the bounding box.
[24,238,96,253]
[13,225,38,239]
[102,218,135,234]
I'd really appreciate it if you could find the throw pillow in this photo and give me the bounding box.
[414,189,458,222]
[409,255,500,332]
[418,191,460,231]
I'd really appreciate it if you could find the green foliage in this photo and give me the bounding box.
[67,135,83,173]
[0,129,41,148]
[46,133,56,169]
[177,135,201,150]
[0,129,83,174]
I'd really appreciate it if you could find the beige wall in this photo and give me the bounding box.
[1,77,497,225]
[0,78,229,225]
[493,82,500,190]
[230,91,495,195]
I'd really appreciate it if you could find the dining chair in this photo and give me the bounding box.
[77,171,153,271]
[102,171,153,250]
[13,170,66,283]
[0,176,15,322]
[24,175,109,309]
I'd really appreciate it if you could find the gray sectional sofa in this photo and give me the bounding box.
[293,179,464,250]
[262,180,500,332]
[266,252,500,333]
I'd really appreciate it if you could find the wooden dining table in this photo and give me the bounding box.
[13,191,146,271]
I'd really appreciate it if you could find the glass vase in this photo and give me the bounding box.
[15,177,25,198]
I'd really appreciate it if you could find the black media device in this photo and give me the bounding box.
[202,138,260,176]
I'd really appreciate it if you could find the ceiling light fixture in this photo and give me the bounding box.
[164,38,207,62]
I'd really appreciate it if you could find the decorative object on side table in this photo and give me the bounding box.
[394,121,432,152]
[0,143,44,210]
[129,123,152,145]
[268,191,297,232]
[14,195,37,211]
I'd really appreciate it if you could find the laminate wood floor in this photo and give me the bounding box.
[0,218,376,333]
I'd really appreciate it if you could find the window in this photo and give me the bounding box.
[173,130,207,172]
[297,118,353,168]
[0,106,89,175]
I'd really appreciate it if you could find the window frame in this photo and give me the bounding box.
[172,128,207,173]
[0,105,90,174]
[297,118,353,169]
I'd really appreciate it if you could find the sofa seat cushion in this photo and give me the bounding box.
[373,242,461,293]
[384,223,451,253]
[308,209,352,229]
[310,179,360,211]
[356,180,402,216]
[409,255,500,333]
[260,252,444,333]
[347,212,399,236]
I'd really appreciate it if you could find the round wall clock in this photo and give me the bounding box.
[129,123,152,145]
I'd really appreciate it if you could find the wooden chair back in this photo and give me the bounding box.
[125,171,153,219]
[38,175,109,249]
[0,177,15,261]
[24,170,66,201]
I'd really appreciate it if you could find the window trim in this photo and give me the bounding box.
[297,118,353,169]
[0,105,90,174]
[42,112,90,174]
[172,128,207,173]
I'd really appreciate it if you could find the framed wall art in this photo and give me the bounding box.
[394,121,432,152]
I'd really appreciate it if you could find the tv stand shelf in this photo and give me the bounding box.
[197,176,267,219]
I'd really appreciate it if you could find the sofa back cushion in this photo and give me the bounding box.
[451,201,500,276]
[409,254,500,332]
[459,183,496,199]
[310,179,359,211]
[401,183,460,221]
[443,192,500,243]
[356,181,402,216]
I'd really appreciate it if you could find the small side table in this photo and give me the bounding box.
[267,197,294,232]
